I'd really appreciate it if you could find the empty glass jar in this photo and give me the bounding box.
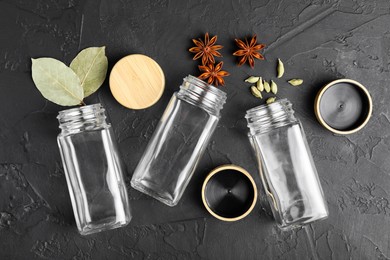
[57,104,131,235]
[131,75,227,206]
[246,99,328,230]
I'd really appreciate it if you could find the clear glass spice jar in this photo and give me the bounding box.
[57,104,131,235]
[131,75,227,206]
[246,99,328,230]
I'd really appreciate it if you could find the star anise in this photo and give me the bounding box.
[233,35,265,68]
[189,33,223,65]
[198,61,230,86]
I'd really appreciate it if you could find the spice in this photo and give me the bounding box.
[264,80,271,93]
[245,76,260,83]
[266,97,276,104]
[233,35,265,68]
[198,61,230,86]
[288,79,303,86]
[31,46,107,106]
[257,77,264,91]
[271,80,278,94]
[189,33,223,65]
[277,59,284,78]
[70,47,108,97]
[251,86,262,98]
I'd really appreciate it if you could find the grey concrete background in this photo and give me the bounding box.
[0,0,389,259]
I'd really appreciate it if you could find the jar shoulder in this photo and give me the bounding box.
[58,123,111,137]
[174,92,221,118]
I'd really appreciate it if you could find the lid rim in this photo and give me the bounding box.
[314,78,372,135]
[201,164,257,222]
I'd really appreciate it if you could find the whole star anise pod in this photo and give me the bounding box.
[198,61,230,86]
[233,35,265,68]
[189,33,223,65]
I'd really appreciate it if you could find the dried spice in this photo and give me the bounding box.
[288,79,303,86]
[233,35,265,68]
[277,58,284,78]
[245,76,260,83]
[266,97,276,104]
[70,47,108,98]
[31,46,107,106]
[32,58,84,106]
[244,76,278,103]
[198,61,230,86]
[271,80,278,94]
[189,33,223,65]
[264,80,271,93]
[251,86,262,98]
[257,77,264,91]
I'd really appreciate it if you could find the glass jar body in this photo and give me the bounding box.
[247,99,328,230]
[57,104,131,235]
[131,75,226,206]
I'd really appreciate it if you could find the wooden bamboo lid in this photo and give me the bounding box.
[109,54,165,109]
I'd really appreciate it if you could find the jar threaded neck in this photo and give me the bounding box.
[177,75,227,116]
[57,103,108,134]
[246,99,298,135]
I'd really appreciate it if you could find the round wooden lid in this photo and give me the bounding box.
[109,54,165,109]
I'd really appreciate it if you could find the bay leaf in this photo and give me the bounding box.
[70,46,108,97]
[31,58,84,106]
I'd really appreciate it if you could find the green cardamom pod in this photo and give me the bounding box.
[257,77,264,92]
[266,97,276,104]
[245,76,260,83]
[271,80,278,94]
[288,79,303,86]
[264,80,271,93]
[277,58,284,78]
[251,86,262,98]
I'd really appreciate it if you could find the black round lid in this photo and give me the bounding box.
[202,165,257,221]
[315,79,372,134]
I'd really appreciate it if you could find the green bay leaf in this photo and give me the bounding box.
[70,46,108,97]
[31,58,84,106]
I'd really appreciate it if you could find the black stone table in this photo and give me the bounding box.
[1,0,389,259]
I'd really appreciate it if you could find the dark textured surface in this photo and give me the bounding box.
[0,0,389,259]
